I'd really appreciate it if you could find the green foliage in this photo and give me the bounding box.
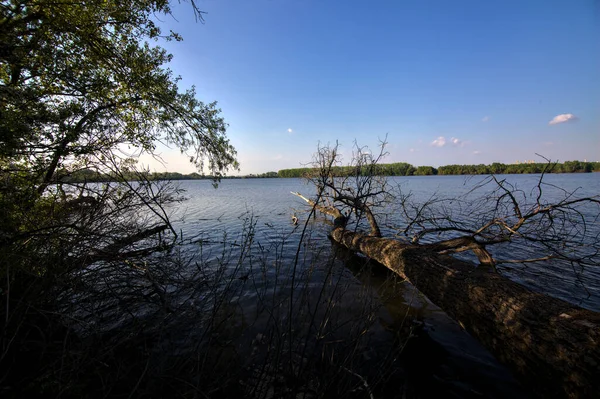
[1,0,238,186]
[0,1,239,394]
[59,168,283,181]
[413,165,437,176]
[437,161,600,175]
[278,167,315,178]
[1,0,239,254]
[243,171,278,178]
[280,160,598,177]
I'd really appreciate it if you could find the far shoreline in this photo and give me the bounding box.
[58,160,599,183]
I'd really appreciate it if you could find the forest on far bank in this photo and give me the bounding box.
[58,160,599,182]
[278,160,600,178]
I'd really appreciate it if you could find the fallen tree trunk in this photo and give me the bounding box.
[330,227,600,399]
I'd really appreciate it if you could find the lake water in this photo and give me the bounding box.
[161,173,598,397]
[172,173,600,311]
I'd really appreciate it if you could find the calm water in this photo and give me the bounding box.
[159,173,598,397]
[171,173,600,311]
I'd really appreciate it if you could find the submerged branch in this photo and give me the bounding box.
[291,191,347,227]
[78,224,170,265]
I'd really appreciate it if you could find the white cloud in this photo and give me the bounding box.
[431,136,466,147]
[549,113,577,125]
[544,141,554,146]
[473,150,481,155]
[409,148,415,153]
[431,136,447,147]
[287,128,293,133]
[431,136,465,147]
[482,116,490,122]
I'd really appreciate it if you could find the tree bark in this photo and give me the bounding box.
[330,227,600,399]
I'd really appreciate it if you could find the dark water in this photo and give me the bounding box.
[172,173,600,311]
[165,174,599,397]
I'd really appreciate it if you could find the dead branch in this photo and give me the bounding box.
[301,141,600,397]
[291,191,347,227]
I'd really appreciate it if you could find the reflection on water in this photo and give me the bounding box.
[172,174,600,311]
[160,174,597,397]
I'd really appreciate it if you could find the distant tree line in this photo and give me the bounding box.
[437,161,600,175]
[60,161,599,183]
[60,168,280,182]
[245,171,279,178]
[278,163,417,178]
[278,161,600,178]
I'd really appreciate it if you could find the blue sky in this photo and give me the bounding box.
[142,0,600,174]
